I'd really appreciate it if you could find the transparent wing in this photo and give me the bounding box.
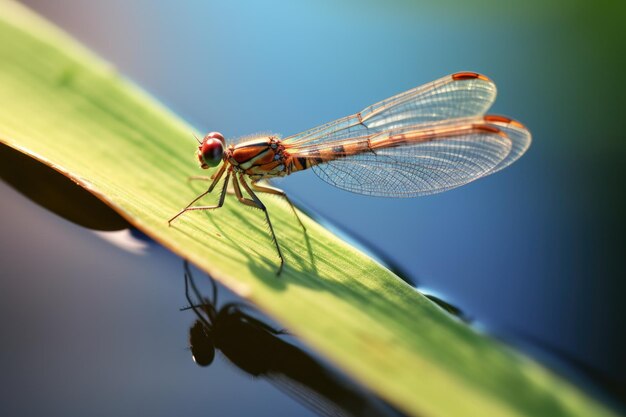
[268,374,350,417]
[282,72,497,147]
[307,118,527,197]
[482,115,532,173]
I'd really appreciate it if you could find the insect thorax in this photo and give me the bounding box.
[228,136,288,179]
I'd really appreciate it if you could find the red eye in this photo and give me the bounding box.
[205,132,225,145]
[198,138,224,168]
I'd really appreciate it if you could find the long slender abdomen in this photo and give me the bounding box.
[285,120,507,174]
[286,138,371,173]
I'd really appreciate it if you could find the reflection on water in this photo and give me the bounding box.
[0,142,624,416]
[0,143,129,231]
[0,177,385,417]
[182,262,406,417]
[0,143,407,417]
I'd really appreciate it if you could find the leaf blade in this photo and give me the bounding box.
[0,2,617,417]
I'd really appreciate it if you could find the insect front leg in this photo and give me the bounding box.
[182,261,215,326]
[168,168,231,225]
[251,181,306,232]
[232,174,285,275]
[186,161,227,183]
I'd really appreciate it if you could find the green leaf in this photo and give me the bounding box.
[0,2,617,416]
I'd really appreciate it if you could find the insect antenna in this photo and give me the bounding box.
[193,134,202,144]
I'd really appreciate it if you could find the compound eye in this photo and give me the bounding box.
[199,137,224,168]
[189,321,215,367]
[205,131,225,145]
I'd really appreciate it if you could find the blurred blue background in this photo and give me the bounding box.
[8,0,626,411]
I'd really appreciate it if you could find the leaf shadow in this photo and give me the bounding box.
[171,173,436,337]
[0,143,129,230]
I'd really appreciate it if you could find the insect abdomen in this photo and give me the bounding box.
[286,139,371,173]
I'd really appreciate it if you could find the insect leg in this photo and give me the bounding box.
[251,181,306,232]
[168,168,231,224]
[183,260,219,309]
[187,175,211,182]
[183,261,214,327]
[233,174,285,275]
[186,162,226,184]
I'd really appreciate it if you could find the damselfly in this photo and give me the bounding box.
[169,72,532,274]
